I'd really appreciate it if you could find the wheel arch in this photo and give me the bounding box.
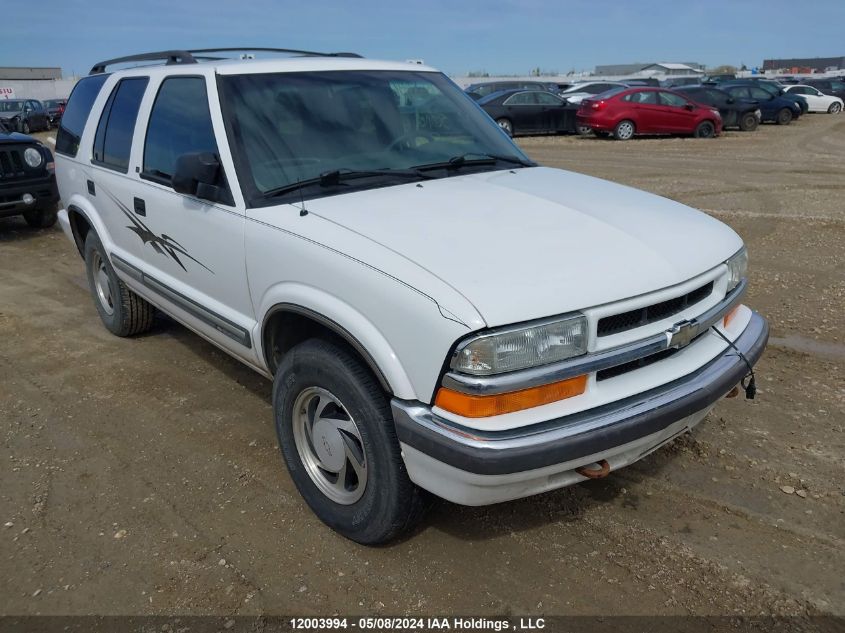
[260,302,408,398]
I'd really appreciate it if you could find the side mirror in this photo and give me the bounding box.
[172,152,231,204]
[726,97,735,104]
[684,103,695,111]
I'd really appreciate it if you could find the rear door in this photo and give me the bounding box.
[89,76,152,266]
[703,89,736,127]
[621,90,661,132]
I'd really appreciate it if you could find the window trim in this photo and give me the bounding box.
[140,74,234,206]
[90,76,149,174]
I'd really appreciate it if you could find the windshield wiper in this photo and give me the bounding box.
[261,168,434,199]
[413,152,536,172]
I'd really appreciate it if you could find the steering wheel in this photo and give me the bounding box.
[386,131,435,152]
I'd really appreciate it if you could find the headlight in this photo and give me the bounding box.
[24,147,43,168]
[726,246,748,292]
[452,314,587,376]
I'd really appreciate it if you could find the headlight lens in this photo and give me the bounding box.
[452,314,587,376]
[726,246,748,292]
[24,147,43,168]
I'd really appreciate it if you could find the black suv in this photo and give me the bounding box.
[674,85,761,131]
[0,119,60,227]
[805,78,845,101]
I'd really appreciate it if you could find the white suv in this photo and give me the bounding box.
[54,48,768,544]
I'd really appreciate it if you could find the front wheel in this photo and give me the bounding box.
[576,123,592,136]
[739,112,759,131]
[613,119,635,140]
[828,102,842,114]
[693,120,716,138]
[776,108,793,125]
[496,118,513,137]
[273,338,430,545]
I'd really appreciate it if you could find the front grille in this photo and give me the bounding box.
[596,348,679,381]
[597,281,714,337]
[0,147,26,180]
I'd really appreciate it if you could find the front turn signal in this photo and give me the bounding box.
[434,375,587,418]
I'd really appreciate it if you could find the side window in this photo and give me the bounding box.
[624,91,658,105]
[92,77,149,172]
[658,92,688,107]
[706,90,728,106]
[503,92,536,105]
[143,77,218,185]
[56,74,110,157]
[749,87,772,100]
[534,92,562,105]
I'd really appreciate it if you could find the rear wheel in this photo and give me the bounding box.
[776,108,793,125]
[84,232,155,337]
[828,102,842,114]
[576,123,592,136]
[613,119,635,140]
[273,338,430,545]
[496,118,513,136]
[693,120,716,138]
[739,112,759,131]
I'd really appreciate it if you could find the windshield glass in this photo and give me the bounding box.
[220,70,528,204]
[0,101,24,112]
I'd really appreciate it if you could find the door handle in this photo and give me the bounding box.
[133,197,146,216]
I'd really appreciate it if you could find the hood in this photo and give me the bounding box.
[0,128,34,143]
[0,110,22,120]
[305,167,743,327]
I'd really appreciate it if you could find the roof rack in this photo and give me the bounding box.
[89,47,363,75]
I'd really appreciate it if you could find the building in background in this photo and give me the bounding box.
[595,61,704,76]
[762,56,845,73]
[0,67,76,101]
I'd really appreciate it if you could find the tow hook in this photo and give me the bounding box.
[575,460,610,479]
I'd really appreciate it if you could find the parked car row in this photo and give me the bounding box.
[0,97,68,133]
[466,75,843,140]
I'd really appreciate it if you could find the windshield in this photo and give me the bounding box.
[220,70,529,205]
[0,101,24,112]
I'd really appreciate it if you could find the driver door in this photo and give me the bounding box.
[502,91,542,134]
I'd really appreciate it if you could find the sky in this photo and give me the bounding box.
[3,0,844,77]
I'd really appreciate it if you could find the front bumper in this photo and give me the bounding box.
[392,311,768,505]
[0,175,59,218]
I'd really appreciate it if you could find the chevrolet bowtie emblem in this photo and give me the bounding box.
[669,319,700,349]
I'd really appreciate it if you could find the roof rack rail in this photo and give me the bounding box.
[89,47,363,75]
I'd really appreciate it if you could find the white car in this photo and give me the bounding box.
[54,48,768,544]
[782,85,844,113]
[560,81,628,104]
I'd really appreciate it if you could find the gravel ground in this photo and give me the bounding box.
[0,115,843,618]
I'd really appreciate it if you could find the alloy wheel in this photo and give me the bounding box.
[91,251,115,316]
[292,387,367,505]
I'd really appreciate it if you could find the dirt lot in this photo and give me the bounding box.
[1,116,843,618]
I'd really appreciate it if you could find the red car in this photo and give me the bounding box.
[576,87,723,140]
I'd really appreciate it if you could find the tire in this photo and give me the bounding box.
[613,119,635,140]
[828,102,842,114]
[576,123,592,136]
[739,112,759,132]
[693,120,716,138]
[23,205,58,228]
[496,118,513,137]
[83,231,155,337]
[273,338,430,545]
[776,108,793,125]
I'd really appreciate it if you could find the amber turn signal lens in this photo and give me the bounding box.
[435,374,587,418]
[723,305,741,328]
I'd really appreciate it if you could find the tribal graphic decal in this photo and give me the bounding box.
[101,187,213,274]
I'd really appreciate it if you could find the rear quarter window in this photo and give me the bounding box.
[55,74,110,157]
